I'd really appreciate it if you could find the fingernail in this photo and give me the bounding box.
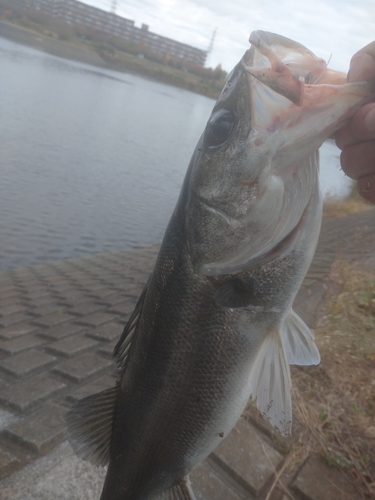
[349,53,375,82]
[363,106,375,133]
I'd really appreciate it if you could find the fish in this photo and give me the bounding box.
[65,31,375,500]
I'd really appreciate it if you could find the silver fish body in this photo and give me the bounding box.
[65,31,375,500]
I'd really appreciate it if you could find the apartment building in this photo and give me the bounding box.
[15,0,207,66]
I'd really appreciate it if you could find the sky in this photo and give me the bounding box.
[81,0,375,73]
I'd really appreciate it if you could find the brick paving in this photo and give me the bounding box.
[0,209,374,499]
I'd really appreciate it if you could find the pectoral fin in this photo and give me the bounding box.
[249,330,292,435]
[248,311,320,435]
[114,276,150,371]
[282,309,320,365]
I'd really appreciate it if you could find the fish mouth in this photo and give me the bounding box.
[199,193,313,276]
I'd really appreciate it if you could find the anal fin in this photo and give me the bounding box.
[157,477,196,500]
[64,384,119,467]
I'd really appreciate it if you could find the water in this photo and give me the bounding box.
[0,37,351,272]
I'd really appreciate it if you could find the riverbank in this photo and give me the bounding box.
[0,208,374,499]
[0,20,107,68]
[0,20,223,98]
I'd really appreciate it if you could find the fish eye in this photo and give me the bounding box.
[206,109,236,148]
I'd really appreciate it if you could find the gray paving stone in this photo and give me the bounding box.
[22,290,54,301]
[0,335,45,355]
[0,374,66,413]
[0,297,25,308]
[2,403,66,454]
[0,350,56,379]
[75,312,118,328]
[86,287,122,300]
[0,288,22,300]
[0,407,17,431]
[96,292,131,307]
[111,283,145,297]
[98,340,117,358]
[291,455,361,500]
[56,292,93,306]
[46,334,99,357]
[68,302,106,317]
[86,322,123,342]
[0,449,19,478]
[53,352,113,383]
[0,304,27,317]
[213,418,283,496]
[43,278,74,287]
[0,313,33,328]
[67,374,115,403]
[77,281,104,291]
[191,460,246,500]
[27,303,69,317]
[31,312,76,328]
[0,325,37,341]
[24,296,58,308]
[108,300,135,317]
[38,324,85,341]
[0,441,107,499]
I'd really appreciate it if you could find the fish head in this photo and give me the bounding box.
[185,31,375,275]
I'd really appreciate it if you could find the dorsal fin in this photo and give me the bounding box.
[282,309,320,365]
[248,330,292,435]
[65,279,151,466]
[64,385,119,466]
[113,276,150,371]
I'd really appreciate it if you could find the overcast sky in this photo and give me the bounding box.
[81,0,374,73]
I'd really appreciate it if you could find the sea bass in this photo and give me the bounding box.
[65,31,375,500]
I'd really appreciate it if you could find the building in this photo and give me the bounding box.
[14,0,207,66]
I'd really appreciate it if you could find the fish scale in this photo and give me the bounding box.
[65,31,375,500]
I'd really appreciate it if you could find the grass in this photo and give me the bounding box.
[244,261,375,498]
[323,182,373,218]
[292,261,375,498]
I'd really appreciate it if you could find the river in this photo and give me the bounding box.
[0,37,351,272]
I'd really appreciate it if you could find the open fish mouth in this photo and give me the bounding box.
[192,31,375,278]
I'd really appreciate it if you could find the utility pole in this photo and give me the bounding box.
[111,0,117,14]
[206,28,217,67]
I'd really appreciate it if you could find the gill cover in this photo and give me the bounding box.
[186,31,375,276]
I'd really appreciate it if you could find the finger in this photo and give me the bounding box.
[335,103,375,149]
[348,41,375,82]
[357,173,375,204]
[340,140,375,180]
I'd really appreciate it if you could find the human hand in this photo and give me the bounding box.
[335,42,375,203]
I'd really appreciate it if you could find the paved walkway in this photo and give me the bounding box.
[0,208,374,500]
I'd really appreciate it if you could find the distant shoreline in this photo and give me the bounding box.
[0,20,221,98]
[0,20,110,68]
